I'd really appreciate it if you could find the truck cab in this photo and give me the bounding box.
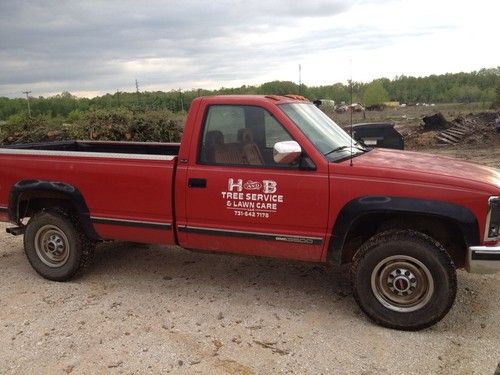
[174,95,335,262]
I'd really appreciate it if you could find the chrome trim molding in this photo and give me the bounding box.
[0,206,8,212]
[91,216,172,229]
[178,225,323,245]
[468,245,500,274]
[77,140,180,147]
[0,148,176,161]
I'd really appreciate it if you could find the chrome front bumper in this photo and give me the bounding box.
[467,245,500,274]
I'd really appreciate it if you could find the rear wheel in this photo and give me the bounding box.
[24,210,94,281]
[351,230,457,330]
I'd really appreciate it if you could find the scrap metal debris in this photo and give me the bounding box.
[436,122,471,145]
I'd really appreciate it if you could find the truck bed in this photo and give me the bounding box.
[0,140,178,245]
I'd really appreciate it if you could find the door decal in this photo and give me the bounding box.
[221,178,284,219]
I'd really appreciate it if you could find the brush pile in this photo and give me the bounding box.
[0,109,185,145]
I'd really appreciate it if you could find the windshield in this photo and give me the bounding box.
[280,103,365,161]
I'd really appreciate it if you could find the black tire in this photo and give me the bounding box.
[351,230,457,331]
[23,210,94,281]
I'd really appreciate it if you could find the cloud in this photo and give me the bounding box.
[0,1,352,95]
[0,0,498,97]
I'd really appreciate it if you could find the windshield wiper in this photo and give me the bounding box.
[324,145,364,157]
[324,145,349,156]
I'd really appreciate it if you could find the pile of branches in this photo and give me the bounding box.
[0,109,185,145]
[0,115,65,144]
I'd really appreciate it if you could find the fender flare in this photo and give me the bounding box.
[8,180,100,240]
[328,196,480,263]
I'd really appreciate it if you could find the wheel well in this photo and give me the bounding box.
[16,191,79,221]
[13,189,99,241]
[341,213,467,268]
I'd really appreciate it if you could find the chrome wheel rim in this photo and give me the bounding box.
[371,255,434,312]
[34,225,70,268]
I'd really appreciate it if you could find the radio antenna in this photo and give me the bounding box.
[349,60,354,167]
[298,64,302,95]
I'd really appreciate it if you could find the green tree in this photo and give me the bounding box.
[0,67,499,121]
[363,81,389,107]
[257,81,300,95]
[493,82,500,108]
[67,109,81,123]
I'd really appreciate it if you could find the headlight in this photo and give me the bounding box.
[486,196,500,240]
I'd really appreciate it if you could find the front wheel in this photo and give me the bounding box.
[351,230,457,330]
[24,210,94,281]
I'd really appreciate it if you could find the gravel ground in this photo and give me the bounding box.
[414,144,500,169]
[1,148,499,374]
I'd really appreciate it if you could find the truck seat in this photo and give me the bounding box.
[214,144,244,164]
[204,130,244,164]
[237,128,264,166]
[204,130,224,163]
[204,129,263,165]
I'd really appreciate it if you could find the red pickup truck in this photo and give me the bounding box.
[0,95,498,330]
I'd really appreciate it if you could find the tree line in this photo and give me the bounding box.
[0,67,498,121]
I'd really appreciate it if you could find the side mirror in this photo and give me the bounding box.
[273,141,302,164]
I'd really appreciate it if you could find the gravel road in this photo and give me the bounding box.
[1,147,499,374]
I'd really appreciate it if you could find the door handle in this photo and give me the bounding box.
[188,178,207,188]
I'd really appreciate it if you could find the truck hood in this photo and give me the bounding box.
[339,148,500,193]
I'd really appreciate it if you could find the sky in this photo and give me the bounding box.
[0,0,498,98]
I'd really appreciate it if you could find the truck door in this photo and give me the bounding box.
[181,104,329,262]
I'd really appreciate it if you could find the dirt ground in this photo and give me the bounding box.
[0,134,499,374]
[414,145,500,169]
[0,226,499,375]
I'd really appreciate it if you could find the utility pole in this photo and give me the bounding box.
[179,88,184,112]
[135,79,141,108]
[22,90,32,117]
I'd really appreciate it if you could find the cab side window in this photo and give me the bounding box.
[265,111,293,148]
[199,105,294,167]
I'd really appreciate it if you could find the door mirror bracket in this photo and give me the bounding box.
[299,155,316,171]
